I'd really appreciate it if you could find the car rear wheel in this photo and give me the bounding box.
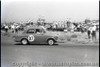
[47,39,55,45]
[21,39,28,45]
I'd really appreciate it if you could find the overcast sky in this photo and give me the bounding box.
[1,0,99,23]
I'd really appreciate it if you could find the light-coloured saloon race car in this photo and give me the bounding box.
[13,27,60,45]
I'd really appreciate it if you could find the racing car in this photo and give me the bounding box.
[13,26,60,45]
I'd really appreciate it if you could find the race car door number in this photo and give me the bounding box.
[28,35,35,42]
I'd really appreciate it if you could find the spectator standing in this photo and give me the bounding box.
[70,24,75,32]
[87,25,92,39]
[11,25,15,33]
[5,25,9,33]
[91,25,97,41]
[15,26,18,33]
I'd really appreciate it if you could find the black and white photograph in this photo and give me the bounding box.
[1,0,99,67]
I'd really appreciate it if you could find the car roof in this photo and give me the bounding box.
[24,26,43,30]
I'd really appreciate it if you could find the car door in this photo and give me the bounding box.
[34,29,48,44]
[26,29,38,44]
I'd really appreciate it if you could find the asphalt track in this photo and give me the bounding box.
[1,35,99,67]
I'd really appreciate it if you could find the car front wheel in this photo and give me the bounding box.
[21,39,28,45]
[47,39,55,45]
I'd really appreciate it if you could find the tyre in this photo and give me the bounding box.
[21,39,28,45]
[47,39,55,45]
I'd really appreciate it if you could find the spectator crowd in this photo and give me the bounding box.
[1,18,99,41]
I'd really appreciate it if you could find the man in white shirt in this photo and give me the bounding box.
[91,25,97,40]
[5,25,9,32]
[11,25,15,33]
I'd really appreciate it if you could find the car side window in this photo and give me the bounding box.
[27,29,35,34]
[36,29,42,34]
